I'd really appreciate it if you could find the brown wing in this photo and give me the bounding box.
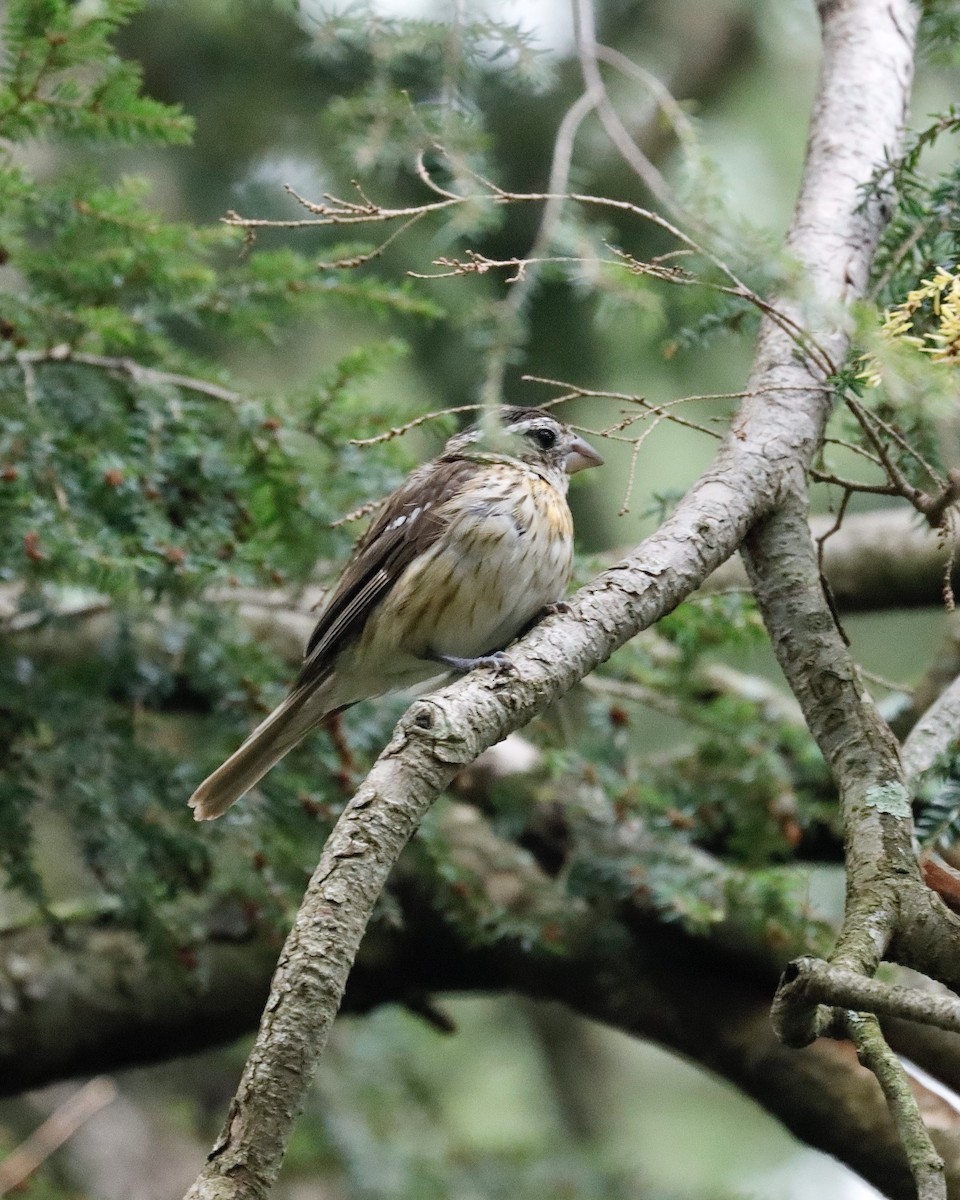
[295,456,478,689]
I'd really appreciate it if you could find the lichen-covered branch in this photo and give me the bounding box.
[182,2,927,1196]
[743,498,919,979]
[846,1012,947,1200]
[722,3,960,1193]
[775,956,960,1042]
[6,809,960,1199]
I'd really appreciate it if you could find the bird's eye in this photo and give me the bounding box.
[530,425,557,450]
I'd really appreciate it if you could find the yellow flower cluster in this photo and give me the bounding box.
[861,266,960,387]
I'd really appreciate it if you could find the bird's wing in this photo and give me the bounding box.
[295,456,478,690]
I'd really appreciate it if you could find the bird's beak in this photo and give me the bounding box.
[564,435,604,474]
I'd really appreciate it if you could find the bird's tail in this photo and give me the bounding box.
[188,684,325,821]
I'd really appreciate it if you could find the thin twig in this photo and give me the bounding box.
[594,43,698,151]
[315,212,428,270]
[859,667,908,693]
[478,86,598,408]
[809,468,902,496]
[225,178,836,378]
[847,393,944,490]
[414,148,467,201]
[843,398,960,532]
[870,216,941,301]
[347,403,485,446]
[845,1012,946,1200]
[12,348,244,404]
[816,487,852,579]
[583,673,685,720]
[814,487,852,645]
[223,193,464,230]
[525,374,784,440]
[573,0,689,222]
[618,413,666,514]
[0,1077,117,1196]
[329,498,385,528]
[942,509,959,612]
[821,435,885,469]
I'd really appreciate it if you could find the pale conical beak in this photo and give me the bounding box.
[564,435,604,474]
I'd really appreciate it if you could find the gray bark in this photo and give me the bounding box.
[183,2,933,1197]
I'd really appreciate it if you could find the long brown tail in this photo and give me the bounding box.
[188,685,324,821]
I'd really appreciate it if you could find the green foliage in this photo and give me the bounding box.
[287,1006,640,1200]
[0,2,931,1194]
[0,0,435,927]
[914,756,960,848]
[869,112,960,312]
[657,591,765,661]
[310,6,551,178]
[0,0,193,144]
[823,102,960,507]
[0,0,878,986]
[661,294,759,359]
[921,1,960,62]
[555,600,831,938]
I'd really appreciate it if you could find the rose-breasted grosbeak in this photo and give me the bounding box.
[189,406,603,820]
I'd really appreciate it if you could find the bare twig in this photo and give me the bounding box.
[12,348,244,405]
[0,1077,117,1196]
[809,468,901,496]
[573,0,689,221]
[846,1012,946,1200]
[315,212,427,270]
[523,375,736,438]
[821,434,885,469]
[522,375,726,514]
[223,191,463,231]
[226,180,835,377]
[347,402,485,446]
[413,148,465,201]
[870,215,943,302]
[816,487,852,580]
[478,86,599,408]
[593,43,698,151]
[841,397,960,530]
[846,395,939,509]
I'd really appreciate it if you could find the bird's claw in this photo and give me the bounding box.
[432,650,516,676]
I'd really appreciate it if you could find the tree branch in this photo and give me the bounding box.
[726,3,960,1192]
[902,672,960,781]
[0,911,279,1093]
[722,508,960,613]
[11,348,244,405]
[846,1012,947,1200]
[183,1,925,1196]
[6,807,960,1199]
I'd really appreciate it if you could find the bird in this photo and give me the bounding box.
[188,406,603,820]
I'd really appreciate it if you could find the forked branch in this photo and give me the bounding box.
[184,2,929,1197]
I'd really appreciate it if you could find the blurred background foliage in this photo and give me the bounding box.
[0,0,959,1197]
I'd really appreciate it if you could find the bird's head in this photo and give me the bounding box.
[447,406,604,477]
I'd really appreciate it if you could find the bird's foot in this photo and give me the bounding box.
[432,650,516,675]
